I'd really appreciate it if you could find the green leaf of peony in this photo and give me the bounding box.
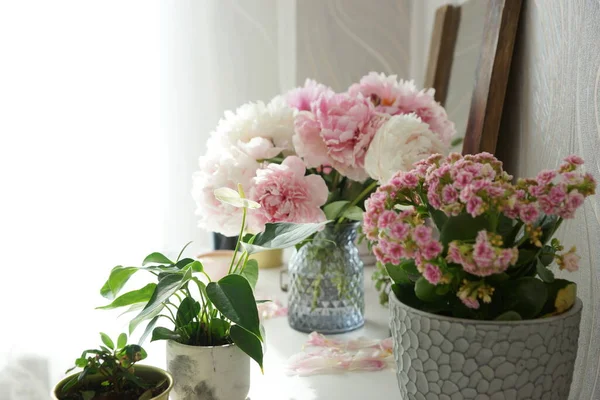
[230,324,264,372]
[342,206,364,221]
[96,283,157,310]
[323,201,350,220]
[415,277,439,302]
[239,259,259,289]
[495,311,522,321]
[142,252,173,266]
[241,221,329,254]
[536,259,555,283]
[206,275,262,340]
[100,333,114,350]
[151,327,181,342]
[100,266,139,300]
[451,137,464,147]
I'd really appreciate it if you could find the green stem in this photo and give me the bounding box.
[337,180,378,224]
[227,207,247,274]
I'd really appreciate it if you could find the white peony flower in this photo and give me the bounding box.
[216,95,296,160]
[192,144,260,236]
[364,113,446,183]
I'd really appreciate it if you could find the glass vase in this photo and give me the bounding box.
[287,222,364,333]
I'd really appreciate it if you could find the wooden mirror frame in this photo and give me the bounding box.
[462,0,523,155]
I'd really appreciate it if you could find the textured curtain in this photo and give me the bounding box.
[0,1,294,397]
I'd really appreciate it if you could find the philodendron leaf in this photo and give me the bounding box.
[415,277,440,302]
[100,333,114,350]
[100,266,139,300]
[230,324,264,372]
[142,252,173,266]
[130,270,192,333]
[241,221,330,254]
[536,259,555,283]
[323,201,350,220]
[175,297,200,327]
[495,311,522,321]
[138,315,160,346]
[206,275,262,340]
[210,318,230,340]
[151,327,181,342]
[117,333,127,349]
[239,259,259,289]
[500,277,548,319]
[96,283,157,310]
[342,206,363,221]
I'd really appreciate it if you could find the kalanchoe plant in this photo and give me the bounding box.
[364,153,596,320]
[98,185,325,370]
[60,333,165,400]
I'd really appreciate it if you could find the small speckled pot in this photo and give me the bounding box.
[166,340,250,400]
[389,294,582,400]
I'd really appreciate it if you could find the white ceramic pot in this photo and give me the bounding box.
[167,340,250,400]
[52,364,173,399]
[389,293,582,400]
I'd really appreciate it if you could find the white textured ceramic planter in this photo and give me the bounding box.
[389,293,582,400]
[52,364,173,399]
[166,340,250,400]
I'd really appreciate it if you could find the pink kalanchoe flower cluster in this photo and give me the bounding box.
[447,231,518,277]
[425,152,514,217]
[348,72,456,146]
[514,156,597,219]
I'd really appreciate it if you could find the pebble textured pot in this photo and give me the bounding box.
[167,340,250,400]
[389,294,582,400]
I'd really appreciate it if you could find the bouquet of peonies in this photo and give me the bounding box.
[364,152,596,320]
[192,72,455,237]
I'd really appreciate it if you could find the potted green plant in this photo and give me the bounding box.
[98,185,325,400]
[53,333,172,400]
[364,153,596,400]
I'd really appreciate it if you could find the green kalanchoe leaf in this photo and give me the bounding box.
[535,258,555,283]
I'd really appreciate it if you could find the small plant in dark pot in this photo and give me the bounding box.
[53,333,172,400]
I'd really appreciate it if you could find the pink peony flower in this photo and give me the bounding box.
[423,264,442,285]
[249,156,328,231]
[314,92,376,181]
[348,72,456,146]
[292,111,331,168]
[286,79,334,112]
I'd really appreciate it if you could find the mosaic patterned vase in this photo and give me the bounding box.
[389,293,582,400]
[287,222,365,334]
